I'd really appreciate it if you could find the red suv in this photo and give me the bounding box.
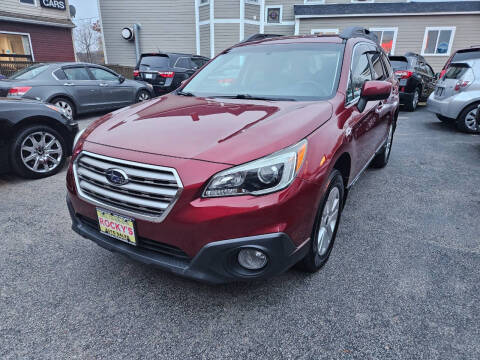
[67,27,399,283]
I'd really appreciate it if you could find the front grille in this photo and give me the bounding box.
[74,151,183,222]
[78,215,190,260]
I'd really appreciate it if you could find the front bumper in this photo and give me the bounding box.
[67,197,309,284]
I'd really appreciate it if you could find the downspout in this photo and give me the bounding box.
[134,23,141,63]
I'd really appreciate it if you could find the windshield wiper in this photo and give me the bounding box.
[214,94,296,101]
[177,91,196,97]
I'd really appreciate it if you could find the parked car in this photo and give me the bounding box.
[389,52,437,111]
[133,52,209,96]
[0,98,78,178]
[427,59,480,133]
[0,63,154,119]
[0,73,5,80]
[439,46,480,79]
[66,27,399,283]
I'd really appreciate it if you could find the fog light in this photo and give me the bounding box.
[237,248,268,270]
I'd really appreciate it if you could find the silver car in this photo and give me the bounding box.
[427,59,480,133]
[0,63,154,119]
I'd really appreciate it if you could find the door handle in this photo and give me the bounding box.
[99,83,109,87]
[63,83,74,86]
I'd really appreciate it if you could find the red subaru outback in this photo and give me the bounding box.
[67,27,399,283]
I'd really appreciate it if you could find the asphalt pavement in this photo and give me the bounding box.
[1,106,479,359]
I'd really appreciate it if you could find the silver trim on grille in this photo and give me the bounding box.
[73,151,183,222]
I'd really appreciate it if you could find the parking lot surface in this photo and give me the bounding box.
[1,107,479,359]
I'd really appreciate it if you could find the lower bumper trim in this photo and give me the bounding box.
[67,196,308,284]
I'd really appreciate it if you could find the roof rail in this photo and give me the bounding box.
[240,33,284,44]
[339,27,378,44]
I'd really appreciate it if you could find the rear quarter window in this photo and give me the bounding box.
[53,69,67,80]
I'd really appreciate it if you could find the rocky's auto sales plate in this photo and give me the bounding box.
[97,208,137,246]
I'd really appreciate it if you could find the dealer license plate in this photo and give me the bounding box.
[145,73,153,79]
[97,208,137,246]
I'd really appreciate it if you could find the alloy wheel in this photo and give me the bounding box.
[138,92,150,102]
[413,90,419,110]
[20,131,63,173]
[55,100,73,119]
[464,109,479,131]
[385,123,394,158]
[317,187,340,256]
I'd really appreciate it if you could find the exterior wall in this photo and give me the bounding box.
[245,23,260,38]
[2,0,72,20]
[245,3,260,21]
[298,14,480,71]
[0,20,75,62]
[199,3,210,21]
[324,0,406,3]
[99,0,196,66]
[200,24,210,58]
[215,0,240,18]
[264,24,295,35]
[214,23,239,54]
[265,0,296,22]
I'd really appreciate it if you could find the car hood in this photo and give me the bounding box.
[85,94,333,165]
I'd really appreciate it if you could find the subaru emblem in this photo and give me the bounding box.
[105,168,129,186]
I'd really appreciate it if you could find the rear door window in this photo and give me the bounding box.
[89,67,118,81]
[175,57,191,69]
[139,55,170,70]
[381,53,393,77]
[63,67,91,80]
[191,57,208,68]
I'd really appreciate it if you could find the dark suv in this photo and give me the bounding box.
[133,53,209,96]
[389,52,437,111]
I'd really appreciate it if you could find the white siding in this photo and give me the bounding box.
[245,3,260,21]
[199,4,210,21]
[299,14,480,71]
[245,23,260,38]
[99,0,196,66]
[264,24,295,35]
[200,24,210,58]
[215,0,240,18]
[214,23,239,54]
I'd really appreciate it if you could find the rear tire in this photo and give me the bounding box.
[299,170,344,273]
[371,122,394,168]
[10,125,67,179]
[51,97,75,120]
[404,88,420,112]
[136,89,151,103]
[455,103,480,133]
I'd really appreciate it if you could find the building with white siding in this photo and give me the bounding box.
[98,0,480,71]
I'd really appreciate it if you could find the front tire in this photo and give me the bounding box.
[299,170,344,273]
[455,103,480,133]
[10,125,67,179]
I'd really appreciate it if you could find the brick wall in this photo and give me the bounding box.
[0,20,75,62]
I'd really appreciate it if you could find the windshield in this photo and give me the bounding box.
[10,64,49,80]
[182,43,344,101]
[139,55,170,70]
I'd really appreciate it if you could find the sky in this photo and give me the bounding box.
[69,0,99,24]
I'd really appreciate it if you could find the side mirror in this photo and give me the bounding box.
[118,75,126,83]
[357,80,392,113]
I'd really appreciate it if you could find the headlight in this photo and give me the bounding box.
[73,128,86,150]
[203,140,307,197]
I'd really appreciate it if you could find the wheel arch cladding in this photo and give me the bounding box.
[333,152,351,188]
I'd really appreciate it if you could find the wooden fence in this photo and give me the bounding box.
[0,61,134,79]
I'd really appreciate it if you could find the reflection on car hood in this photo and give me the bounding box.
[85,94,333,165]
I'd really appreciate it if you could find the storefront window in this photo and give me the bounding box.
[0,32,33,61]
[370,28,397,55]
